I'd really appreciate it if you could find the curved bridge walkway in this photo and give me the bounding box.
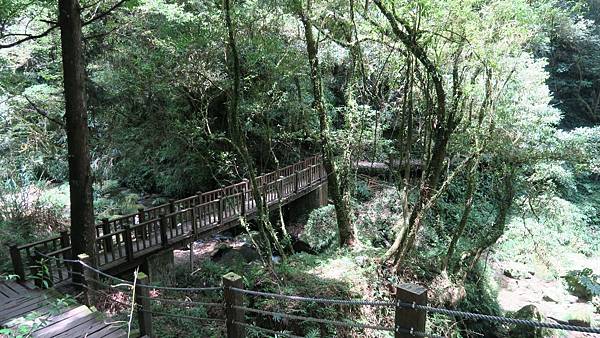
[9,156,326,283]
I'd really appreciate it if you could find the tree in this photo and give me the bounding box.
[296,0,356,247]
[58,0,96,270]
[223,0,288,261]
[1,0,131,270]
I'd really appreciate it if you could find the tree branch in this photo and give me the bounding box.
[0,25,58,49]
[0,0,130,49]
[24,95,65,127]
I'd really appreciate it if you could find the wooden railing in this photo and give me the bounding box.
[9,155,325,282]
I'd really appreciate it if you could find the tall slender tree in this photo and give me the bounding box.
[297,0,356,247]
[59,0,96,270]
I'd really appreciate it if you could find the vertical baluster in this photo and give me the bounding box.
[160,214,168,247]
[114,230,122,260]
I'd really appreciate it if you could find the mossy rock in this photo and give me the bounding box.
[507,305,548,338]
[567,308,592,327]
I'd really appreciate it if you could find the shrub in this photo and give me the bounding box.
[301,205,338,252]
[564,268,600,300]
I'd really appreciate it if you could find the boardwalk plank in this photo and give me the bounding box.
[35,313,97,338]
[1,281,126,338]
[86,324,124,338]
[31,306,92,336]
[52,316,109,338]
[0,282,21,298]
[0,296,48,323]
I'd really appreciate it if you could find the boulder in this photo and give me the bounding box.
[568,309,592,328]
[211,243,260,266]
[292,238,315,254]
[503,262,533,280]
[507,305,548,338]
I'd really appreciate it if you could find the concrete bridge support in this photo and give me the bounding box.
[283,182,328,223]
[143,249,176,286]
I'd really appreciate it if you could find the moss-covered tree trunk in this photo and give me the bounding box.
[298,0,356,247]
[223,0,286,261]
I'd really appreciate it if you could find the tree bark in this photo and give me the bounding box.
[374,0,456,266]
[298,0,356,247]
[58,0,97,273]
[223,0,286,261]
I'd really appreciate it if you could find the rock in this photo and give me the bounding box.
[568,309,592,327]
[568,318,591,327]
[508,305,548,338]
[292,238,315,254]
[502,262,531,280]
[211,243,260,266]
[542,295,558,303]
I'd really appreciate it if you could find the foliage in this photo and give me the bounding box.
[564,268,600,300]
[456,265,504,337]
[301,205,338,252]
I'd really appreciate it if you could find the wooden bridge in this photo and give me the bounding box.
[8,155,326,284]
[0,279,127,337]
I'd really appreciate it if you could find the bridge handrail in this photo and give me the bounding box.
[10,155,325,282]
[16,234,63,250]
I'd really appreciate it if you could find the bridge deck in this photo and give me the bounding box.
[0,280,126,337]
[9,155,326,283]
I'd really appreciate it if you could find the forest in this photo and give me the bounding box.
[0,0,599,337]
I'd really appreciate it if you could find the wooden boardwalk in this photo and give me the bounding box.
[9,155,326,283]
[0,280,126,338]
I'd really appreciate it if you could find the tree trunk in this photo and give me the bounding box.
[443,159,478,271]
[374,0,455,265]
[298,0,356,247]
[223,0,286,261]
[58,0,97,273]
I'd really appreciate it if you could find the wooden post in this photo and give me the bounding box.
[138,208,147,240]
[159,214,169,247]
[78,253,97,306]
[9,244,26,282]
[262,183,268,207]
[136,272,153,337]
[124,225,134,261]
[196,191,203,205]
[59,231,71,278]
[241,179,248,216]
[395,284,427,338]
[189,242,194,272]
[278,176,284,201]
[102,218,113,253]
[218,198,224,225]
[169,199,177,229]
[59,230,70,249]
[223,272,245,338]
[294,171,300,193]
[240,190,246,216]
[191,206,198,235]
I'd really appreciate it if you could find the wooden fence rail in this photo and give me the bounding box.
[9,156,326,282]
